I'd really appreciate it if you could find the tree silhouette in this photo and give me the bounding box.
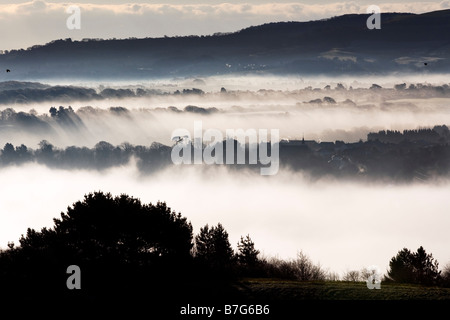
[194,223,235,274]
[237,234,259,265]
[46,192,193,263]
[236,234,264,277]
[236,234,261,275]
[387,246,440,285]
[387,248,415,283]
[0,191,194,304]
[442,263,450,287]
[412,246,440,285]
[1,142,15,164]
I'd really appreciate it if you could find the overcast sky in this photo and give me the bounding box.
[0,1,449,50]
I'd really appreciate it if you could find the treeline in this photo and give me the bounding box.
[0,84,209,104]
[342,246,449,287]
[0,192,330,305]
[2,132,450,181]
[0,105,220,137]
[367,126,450,144]
[1,107,449,180]
[0,140,170,173]
[1,192,449,306]
[0,105,218,124]
[1,81,450,104]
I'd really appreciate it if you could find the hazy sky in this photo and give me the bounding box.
[0,1,448,50]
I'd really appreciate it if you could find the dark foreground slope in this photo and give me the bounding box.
[1,10,449,80]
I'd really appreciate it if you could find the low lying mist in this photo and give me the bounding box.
[1,75,450,148]
[1,74,450,277]
[0,162,449,276]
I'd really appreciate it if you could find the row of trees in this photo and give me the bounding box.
[0,192,448,304]
[2,133,450,181]
[341,246,449,287]
[0,84,208,103]
[0,140,171,173]
[367,125,449,144]
[197,229,450,287]
[0,192,275,303]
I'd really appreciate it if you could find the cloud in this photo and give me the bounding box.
[0,1,449,50]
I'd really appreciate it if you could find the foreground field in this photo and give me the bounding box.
[167,279,450,318]
[233,278,450,300]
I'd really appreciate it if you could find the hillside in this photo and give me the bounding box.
[0,10,449,80]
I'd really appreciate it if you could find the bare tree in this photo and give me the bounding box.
[343,270,361,282]
[442,262,450,287]
[360,267,373,281]
[326,271,340,281]
[293,250,326,281]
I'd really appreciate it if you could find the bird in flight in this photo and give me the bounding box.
[172,135,190,144]
[424,63,428,66]
[6,69,10,72]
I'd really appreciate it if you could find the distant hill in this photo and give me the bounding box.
[0,10,449,80]
[0,81,49,91]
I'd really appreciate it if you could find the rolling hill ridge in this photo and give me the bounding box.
[1,9,449,80]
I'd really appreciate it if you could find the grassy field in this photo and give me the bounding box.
[232,278,450,300]
[169,279,450,318]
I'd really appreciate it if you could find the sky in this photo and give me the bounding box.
[0,0,449,50]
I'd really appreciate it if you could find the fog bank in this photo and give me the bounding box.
[1,162,449,275]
